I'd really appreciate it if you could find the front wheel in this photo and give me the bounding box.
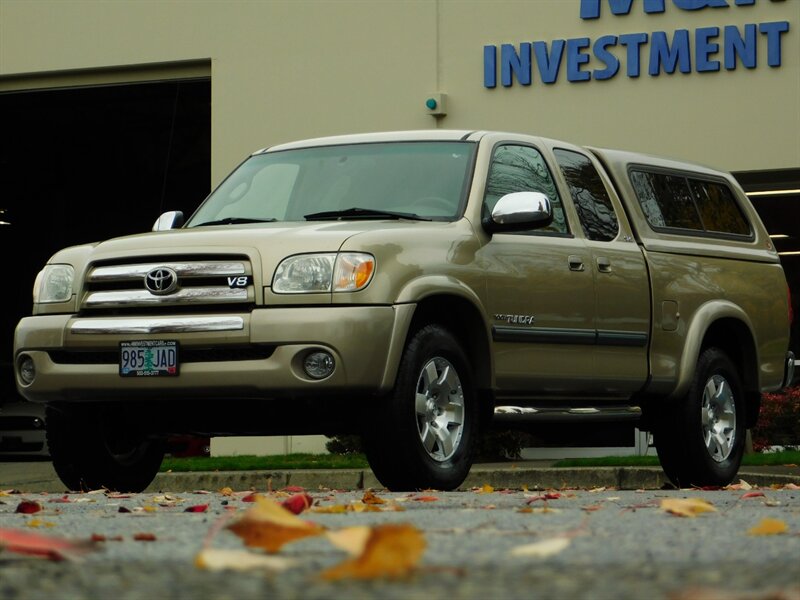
[46,404,165,492]
[363,324,479,491]
[654,347,746,488]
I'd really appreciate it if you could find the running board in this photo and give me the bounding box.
[493,405,642,422]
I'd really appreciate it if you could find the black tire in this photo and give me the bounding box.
[363,324,479,491]
[654,347,746,488]
[46,404,165,492]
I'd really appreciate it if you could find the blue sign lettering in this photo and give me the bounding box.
[581,0,759,19]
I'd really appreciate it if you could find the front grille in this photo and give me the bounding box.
[49,346,275,365]
[80,257,255,314]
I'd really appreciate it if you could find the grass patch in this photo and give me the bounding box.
[552,450,800,468]
[161,452,369,472]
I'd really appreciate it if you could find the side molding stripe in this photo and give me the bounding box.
[492,326,648,347]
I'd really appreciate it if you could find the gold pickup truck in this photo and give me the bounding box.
[14,130,794,492]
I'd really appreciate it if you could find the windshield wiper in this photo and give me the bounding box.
[304,207,431,221]
[191,217,278,227]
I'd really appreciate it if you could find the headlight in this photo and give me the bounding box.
[273,253,375,294]
[33,264,74,303]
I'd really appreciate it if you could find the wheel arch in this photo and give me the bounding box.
[674,301,760,427]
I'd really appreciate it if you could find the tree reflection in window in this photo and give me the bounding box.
[631,169,750,237]
[483,145,567,234]
[554,149,619,242]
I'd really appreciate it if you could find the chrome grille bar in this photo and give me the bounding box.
[83,287,250,308]
[71,316,245,334]
[88,261,248,281]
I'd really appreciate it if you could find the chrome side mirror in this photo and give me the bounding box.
[485,192,553,233]
[152,211,184,231]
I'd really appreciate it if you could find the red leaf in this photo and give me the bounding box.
[282,486,306,493]
[281,493,313,515]
[741,491,766,499]
[184,504,209,513]
[241,493,258,503]
[15,501,43,514]
[133,533,157,541]
[0,527,96,560]
[48,496,71,504]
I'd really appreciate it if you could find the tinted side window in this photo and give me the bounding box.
[630,169,751,237]
[630,171,703,231]
[554,149,619,242]
[689,180,751,235]
[483,144,568,234]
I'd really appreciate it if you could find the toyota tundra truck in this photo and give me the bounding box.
[13,130,794,492]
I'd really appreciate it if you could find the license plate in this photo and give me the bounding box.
[119,340,179,377]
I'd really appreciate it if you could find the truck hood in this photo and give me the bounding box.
[64,220,456,285]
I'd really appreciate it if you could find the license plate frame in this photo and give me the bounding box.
[119,340,179,377]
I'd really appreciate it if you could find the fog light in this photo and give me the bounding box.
[303,351,335,380]
[18,355,35,385]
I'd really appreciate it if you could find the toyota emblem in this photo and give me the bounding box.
[144,267,179,295]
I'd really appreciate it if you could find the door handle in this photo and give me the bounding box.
[597,257,612,273]
[568,255,585,271]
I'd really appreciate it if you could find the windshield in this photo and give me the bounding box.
[186,141,476,227]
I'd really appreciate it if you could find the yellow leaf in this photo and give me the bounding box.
[195,548,295,572]
[660,498,716,518]
[747,518,788,536]
[325,526,372,556]
[25,519,56,528]
[227,495,324,553]
[219,487,234,496]
[321,524,425,580]
[510,537,571,558]
[310,504,348,514]
[477,484,494,494]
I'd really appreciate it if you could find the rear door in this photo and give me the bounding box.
[551,147,650,395]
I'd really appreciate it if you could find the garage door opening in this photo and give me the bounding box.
[0,78,211,402]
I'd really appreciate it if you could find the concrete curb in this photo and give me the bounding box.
[140,467,800,493]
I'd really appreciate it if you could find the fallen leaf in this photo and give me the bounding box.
[510,537,571,558]
[219,487,234,496]
[411,495,439,502]
[660,498,717,518]
[362,490,386,505]
[241,493,258,503]
[325,526,372,556]
[15,501,43,514]
[349,502,382,513]
[133,533,157,541]
[282,486,306,493]
[321,524,425,580]
[781,483,800,490]
[25,519,56,529]
[740,491,766,499]
[0,527,96,560]
[747,518,788,536]
[581,505,604,512]
[184,504,209,513]
[310,504,348,514]
[724,480,753,491]
[281,493,314,515]
[195,548,295,572]
[48,496,71,504]
[227,495,324,553]
[118,506,131,513]
[477,484,495,494]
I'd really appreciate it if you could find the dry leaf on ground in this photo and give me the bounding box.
[195,548,296,572]
[321,524,425,581]
[747,518,789,536]
[227,495,324,553]
[325,526,372,556]
[510,537,571,558]
[15,501,43,514]
[280,493,314,515]
[660,498,717,518]
[0,527,97,561]
[362,490,386,505]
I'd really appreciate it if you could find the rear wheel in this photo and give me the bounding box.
[364,324,479,491]
[46,404,165,492]
[655,347,746,488]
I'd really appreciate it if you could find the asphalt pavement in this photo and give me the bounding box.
[1,458,798,493]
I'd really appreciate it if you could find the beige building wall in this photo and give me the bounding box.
[2,0,798,179]
[1,0,797,457]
